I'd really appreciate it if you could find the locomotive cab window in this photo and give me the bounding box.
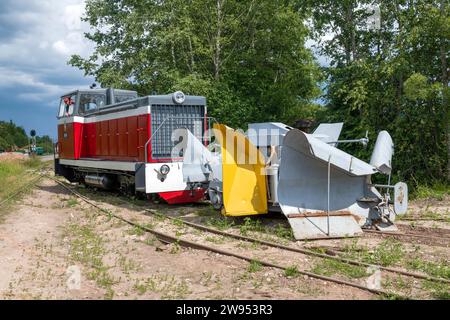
[79,93,106,114]
[58,94,76,118]
[115,94,137,104]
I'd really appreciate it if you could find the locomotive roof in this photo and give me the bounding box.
[58,89,206,119]
[60,88,137,98]
[59,89,206,105]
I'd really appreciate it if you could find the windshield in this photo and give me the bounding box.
[79,93,106,114]
[58,94,76,117]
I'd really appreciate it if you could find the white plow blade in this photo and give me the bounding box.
[370,131,393,175]
[278,129,378,239]
[179,128,222,183]
[312,122,343,145]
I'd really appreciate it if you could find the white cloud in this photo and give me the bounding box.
[0,67,75,99]
[64,4,84,30]
[52,40,71,55]
[39,41,49,49]
[0,0,94,106]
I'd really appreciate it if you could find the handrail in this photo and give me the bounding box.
[144,115,218,163]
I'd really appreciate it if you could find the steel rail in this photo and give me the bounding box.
[363,229,450,242]
[47,175,408,298]
[399,217,448,222]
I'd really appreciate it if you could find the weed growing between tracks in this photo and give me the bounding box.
[341,239,405,267]
[340,239,450,280]
[133,275,190,299]
[284,266,300,277]
[247,260,263,273]
[312,238,450,298]
[63,213,117,299]
[311,259,368,279]
[421,280,450,299]
[202,213,294,244]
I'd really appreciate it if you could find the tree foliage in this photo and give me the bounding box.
[71,0,449,185]
[70,0,322,128]
[35,135,54,154]
[306,0,449,183]
[0,120,28,151]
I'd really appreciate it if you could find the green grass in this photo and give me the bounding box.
[397,208,449,222]
[239,217,265,236]
[205,236,225,244]
[284,265,300,277]
[127,225,146,237]
[421,280,450,299]
[0,158,40,198]
[406,255,450,280]
[0,158,44,220]
[341,239,405,267]
[370,240,405,267]
[341,239,448,280]
[64,221,117,299]
[311,258,368,279]
[206,216,235,230]
[411,182,450,200]
[272,224,294,240]
[66,198,79,208]
[133,275,190,299]
[247,260,263,273]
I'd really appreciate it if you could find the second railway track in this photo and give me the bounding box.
[44,175,450,299]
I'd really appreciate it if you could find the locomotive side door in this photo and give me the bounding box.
[57,93,78,159]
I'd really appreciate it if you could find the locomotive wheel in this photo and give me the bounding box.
[210,190,223,210]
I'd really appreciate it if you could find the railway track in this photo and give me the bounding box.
[77,181,450,247]
[45,176,449,299]
[399,217,448,222]
[61,180,450,247]
[363,229,450,247]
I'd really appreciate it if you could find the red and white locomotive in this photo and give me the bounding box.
[55,87,208,204]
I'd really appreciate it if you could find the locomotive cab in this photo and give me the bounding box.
[55,88,208,204]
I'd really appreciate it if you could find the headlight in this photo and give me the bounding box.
[160,164,170,175]
[172,91,185,104]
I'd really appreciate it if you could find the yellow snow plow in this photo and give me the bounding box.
[215,124,267,216]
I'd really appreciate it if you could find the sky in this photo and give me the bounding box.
[0,0,94,138]
[0,1,330,139]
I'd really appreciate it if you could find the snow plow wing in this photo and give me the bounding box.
[277,129,378,239]
[214,124,268,216]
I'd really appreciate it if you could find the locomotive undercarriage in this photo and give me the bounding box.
[55,160,139,196]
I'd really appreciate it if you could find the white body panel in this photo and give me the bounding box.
[145,162,188,193]
[57,106,151,125]
[60,159,137,172]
